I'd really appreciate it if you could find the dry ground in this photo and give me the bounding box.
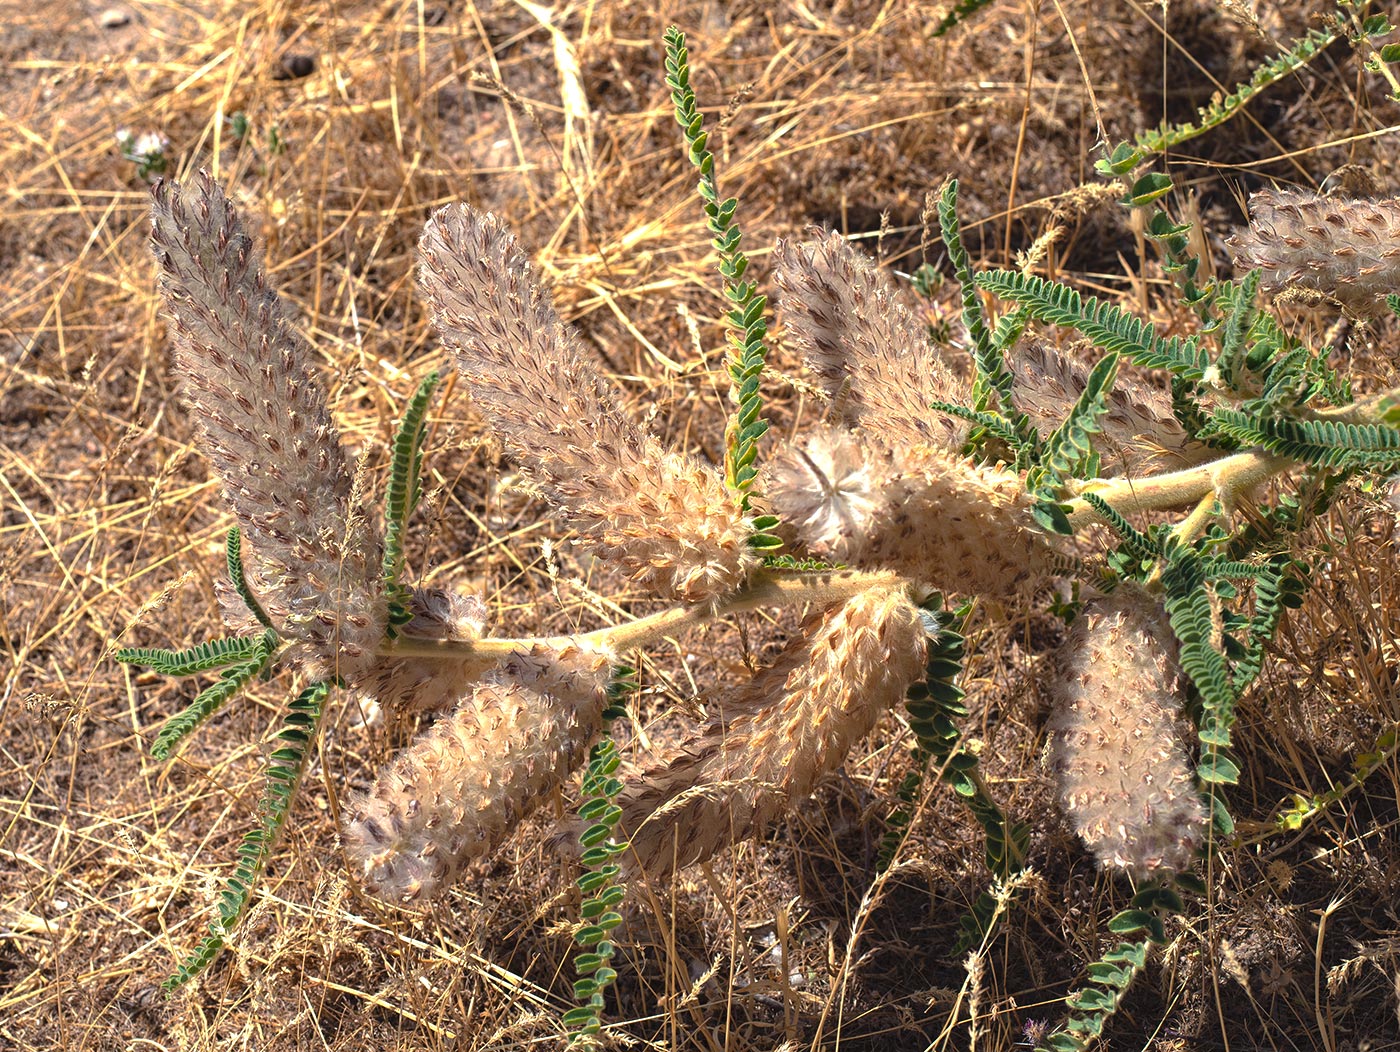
[4,0,1400,1048]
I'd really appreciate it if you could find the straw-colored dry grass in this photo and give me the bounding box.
[4,0,1400,1048]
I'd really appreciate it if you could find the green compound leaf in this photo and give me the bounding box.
[878,598,1027,952]
[382,371,440,632]
[565,666,636,1046]
[1207,409,1400,469]
[117,634,266,677]
[976,270,1210,380]
[149,629,281,760]
[666,25,773,527]
[1039,351,1119,487]
[939,180,1008,412]
[226,526,274,630]
[1098,24,1337,174]
[162,679,330,992]
[932,0,998,37]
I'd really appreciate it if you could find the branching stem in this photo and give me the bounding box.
[1066,450,1293,527]
[380,569,902,672]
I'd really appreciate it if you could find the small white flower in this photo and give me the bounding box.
[768,427,880,558]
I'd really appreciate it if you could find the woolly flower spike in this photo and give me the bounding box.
[149,174,385,676]
[611,586,926,879]
[1048,586,1206,878]
[1227,188,1400,319]
[769,433,1055,598]
[773,230,967,452]
[765,426,882,560]
[349,589,488,719]
[417,205,757,604]
[1013,339,1208,475]
[345,642,613,902]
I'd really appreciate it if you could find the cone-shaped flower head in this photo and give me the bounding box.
[1227,188,1400,319]
[149,173,385,676]
[344,641,613,902]
[773,230,968,452]
[609,585,926,879]
[1048,586,1206,878]
[417,205,758,604]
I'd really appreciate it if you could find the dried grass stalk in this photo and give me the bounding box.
[344,642,613,903]
[773,230,967,452]
[417,205,757,603]
[1013,339,1207,473]
[1048,586,1206,878]
[1227,188,1400,319]
[612,586,926,878]
[149,173,384,676]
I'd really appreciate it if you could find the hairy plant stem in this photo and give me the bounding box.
[379,569,904,674]
[1066,450,1293,527]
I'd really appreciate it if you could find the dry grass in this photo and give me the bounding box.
[4,0,1400,1048]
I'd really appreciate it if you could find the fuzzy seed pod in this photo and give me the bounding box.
[1227,189,1400,319]
[348,589,488,719]
[1012,339,1208,474]
[417,205,757,604]
[773,230,968,452]
[1048,587,1206,878]
[344,642,613,903]
[149,174,385,677]
[607,586,926,879]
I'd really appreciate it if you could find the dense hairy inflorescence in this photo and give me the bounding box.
[608,585,927,879]
[417,205,758,604]
[1227,188,1400,319]
[350,589,489,719]
[1012,339,1208,474]
[149,174,385,676]
[344,642,613,902]
[773,230,969,453]
[1047,586,1206,878]
[768,432,1058,599]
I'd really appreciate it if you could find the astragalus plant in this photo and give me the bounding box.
[117,21,1400,1050]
